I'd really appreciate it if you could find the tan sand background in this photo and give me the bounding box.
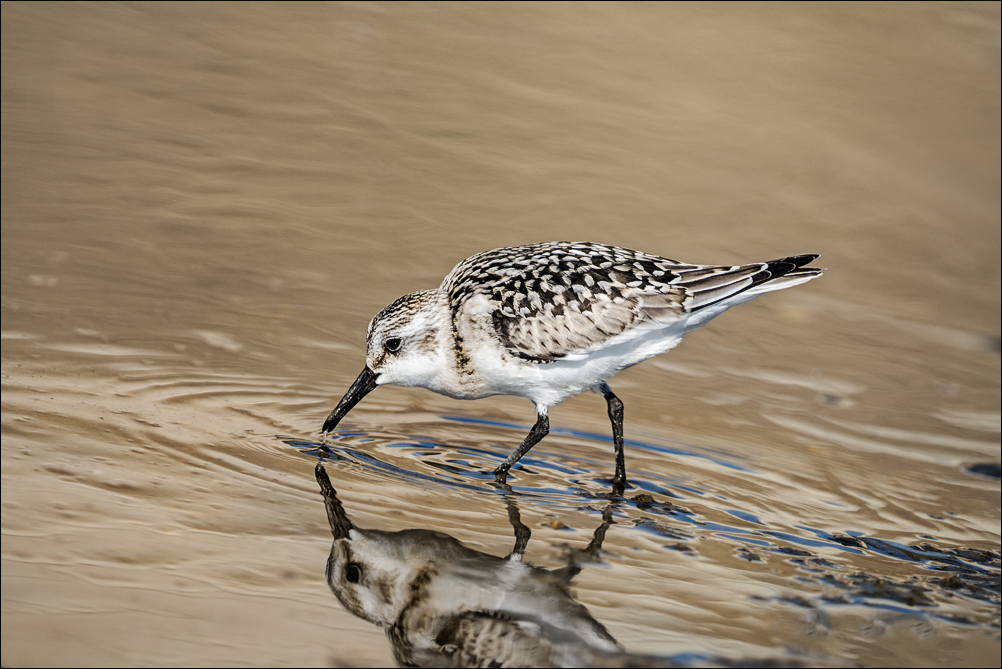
[2,2,999,666]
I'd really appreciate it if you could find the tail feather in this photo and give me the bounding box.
[690,254,822,311]
[687,275,757,310]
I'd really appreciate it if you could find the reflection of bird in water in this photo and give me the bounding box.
[322,242,821,492]
[315,463,666,668]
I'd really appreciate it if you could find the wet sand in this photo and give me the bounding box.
[2,2,999,666]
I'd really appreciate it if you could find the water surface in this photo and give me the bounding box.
[2,3,999,666]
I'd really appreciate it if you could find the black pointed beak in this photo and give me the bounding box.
[316,463,354,540]
[322,366,379,433]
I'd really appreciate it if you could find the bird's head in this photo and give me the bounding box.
[322,289,449,434]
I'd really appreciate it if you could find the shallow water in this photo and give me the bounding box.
[2,2,999,667]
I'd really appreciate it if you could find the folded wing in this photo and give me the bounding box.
[442,242,821,363]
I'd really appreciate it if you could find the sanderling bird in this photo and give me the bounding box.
[323,241,821,492]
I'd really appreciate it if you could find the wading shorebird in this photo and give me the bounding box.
[322,241,822,492]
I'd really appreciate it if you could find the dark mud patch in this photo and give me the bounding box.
[965,462,1001,480]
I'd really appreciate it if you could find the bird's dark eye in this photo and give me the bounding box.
[345,563,362,584]
[384,337,402,353]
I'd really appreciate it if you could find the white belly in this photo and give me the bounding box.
[466,323,684,408]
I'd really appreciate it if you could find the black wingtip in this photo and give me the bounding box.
[770,253,819,269]
[764,254,821,278]
[787,253,820,267]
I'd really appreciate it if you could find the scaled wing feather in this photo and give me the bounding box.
[442,242,819,363]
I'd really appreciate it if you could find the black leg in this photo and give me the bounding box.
[598,382,627,494]
[494,412,549,483]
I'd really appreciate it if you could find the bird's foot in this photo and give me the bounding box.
[610,475,627,497]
